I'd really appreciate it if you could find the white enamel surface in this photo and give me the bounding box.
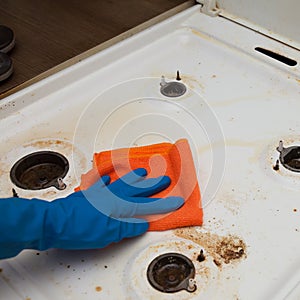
[0,5,299,300]
[217,0,300,49]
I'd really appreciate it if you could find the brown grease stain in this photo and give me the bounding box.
[180,74,205,91]
[149,240,196,254]
[24,139,72,151]
[174,227,246,267]
[191,28,213,42]
[95,286,102,292]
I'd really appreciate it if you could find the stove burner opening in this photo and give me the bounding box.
[160,72,187,98]
[277,141,300,172]
[254,47,297,66]
[10,151,69,190]
[147,252,196,293]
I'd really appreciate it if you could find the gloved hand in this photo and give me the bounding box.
[0,168,184,259]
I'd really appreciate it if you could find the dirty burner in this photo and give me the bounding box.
[147,253,196,293]
[276,141,300,172]
[160,73,187,98]
[10,151,69,190]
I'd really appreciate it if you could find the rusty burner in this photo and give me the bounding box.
[147,253,196,293]
[10,151,69,190]
[276,141,300,172]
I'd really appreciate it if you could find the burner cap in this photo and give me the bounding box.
[160,76,187,98]
[0,52,13,82]
[0,25,15,53]
[147,253,196,293]
[277,141,300,172]
[10,151,69,190]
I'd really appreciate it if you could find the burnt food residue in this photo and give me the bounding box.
[175,227,246,267]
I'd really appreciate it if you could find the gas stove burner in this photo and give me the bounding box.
[147,252,196,293]
[10,151,69,190]
[160,72,187,98]
[0,25,15,53]
[0,52,13,82]
[276,140,300,172]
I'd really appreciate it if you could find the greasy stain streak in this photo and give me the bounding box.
[174,227,246,267]
[191,28,213,42]
[24,139,72,151]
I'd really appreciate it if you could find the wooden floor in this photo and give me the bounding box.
[0,0,193,99]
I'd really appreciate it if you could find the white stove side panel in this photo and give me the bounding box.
[217,0,300,48]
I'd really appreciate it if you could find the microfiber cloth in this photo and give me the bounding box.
[75,139,203,231]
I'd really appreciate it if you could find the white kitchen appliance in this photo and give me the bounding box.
[0,1,299,299]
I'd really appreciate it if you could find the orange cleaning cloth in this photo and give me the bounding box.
[75,139,203,231]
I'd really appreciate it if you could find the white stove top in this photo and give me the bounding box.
[0,5,299,300]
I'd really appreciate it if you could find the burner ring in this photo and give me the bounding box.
[10,151,69,190]
[147,253,196,293]
[160,81,187,97]
[160,75,187,98]
[277,141,300,172]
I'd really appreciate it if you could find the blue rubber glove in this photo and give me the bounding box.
[0,168,184,259]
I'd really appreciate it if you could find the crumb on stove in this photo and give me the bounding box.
[213,259,221,267]
[95,286,102,292]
